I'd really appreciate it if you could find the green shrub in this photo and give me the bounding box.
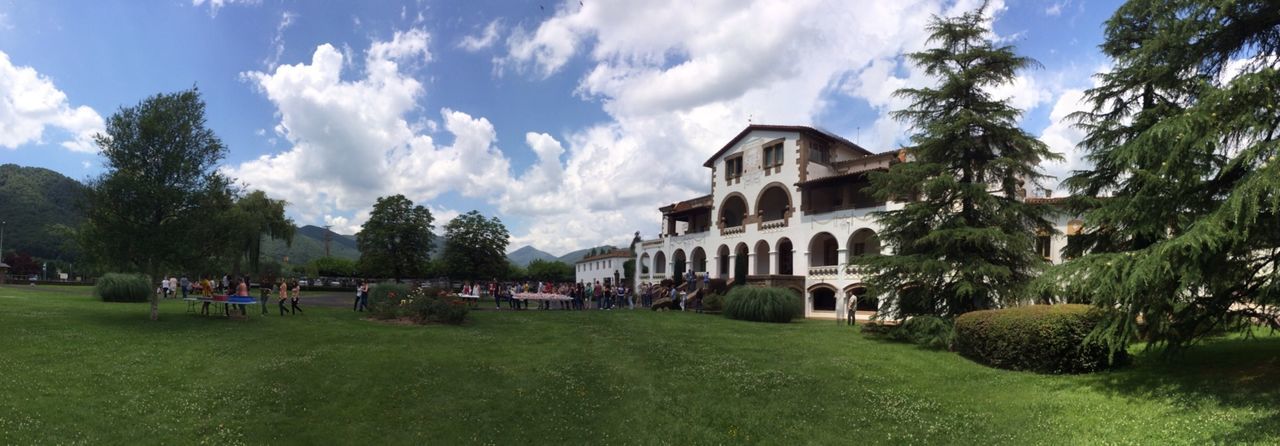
[405,287,469,325]
[885,315,954,350]
[722,287,802,323]
[702,292,724,312]
[368,282,411,320]
[94,273,151,303]
[954,304,1128,374]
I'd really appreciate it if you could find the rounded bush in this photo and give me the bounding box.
[701,292,724,312]
[367,282,411,319]
[885,315,954,350]
[94,273,151,303]
[954,304,1128,374]
[722,287,802,323]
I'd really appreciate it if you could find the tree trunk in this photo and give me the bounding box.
[147,258,158,321]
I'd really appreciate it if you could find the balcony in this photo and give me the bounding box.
[759,219,787,231]
[808,265,839,277]
[721,225,745,236]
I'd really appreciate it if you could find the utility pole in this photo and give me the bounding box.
[323,225,333,258]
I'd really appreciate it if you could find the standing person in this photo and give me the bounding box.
[353,281,362,312]
[235,276,250,316]
[278,279,289,316]
[290,281,303,315]
[199,275,213,315]
[357,281,370,312]
[602,283,613,310]
[180,275,190,300]
[169,276,179,299]
[260,279,271,315]
[490,279,500,310]
[161,276,171,299]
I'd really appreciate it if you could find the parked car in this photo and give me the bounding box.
[298,279,310,286]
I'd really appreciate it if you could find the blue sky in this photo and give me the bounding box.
[0,0,1120,254]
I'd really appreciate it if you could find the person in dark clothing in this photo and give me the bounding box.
[290,281,303,315]
[259,280,270,315]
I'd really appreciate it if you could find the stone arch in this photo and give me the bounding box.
[733,242,749,283]
[808,283,838,312]
[690,247,707,273]
[753,239,770,275]
[673,249,687,279]
[844,283,878,312]
[776,237,794,275]
[639,252,651,274]
[717,244,730,277]
[808,232,839,267]
[848,228,881,258]
[754,182,792,222]
[719,192,750,227]
[653,251,667,275]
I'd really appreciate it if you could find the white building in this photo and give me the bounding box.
[633,124,1081,320]
[575,250,631,285]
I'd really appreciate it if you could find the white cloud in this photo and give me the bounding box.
[264,11,297,70]
[459,20,502,52]
[0,51,104,153]
[230,29,511,231]
[1037,88,1088,195]
[1045,1,1067,17]
[191,0,260,17]
[486,0,1071,252]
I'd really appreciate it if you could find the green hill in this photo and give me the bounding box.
[0,164,88,260]
[260,225,360,265]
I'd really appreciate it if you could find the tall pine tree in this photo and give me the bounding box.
[1042,0,1280,353]
[854,6,1060,318]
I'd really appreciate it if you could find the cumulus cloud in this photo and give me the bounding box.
[459,20,502,52]
[486,0,1069,252]
[230,28,511,232]
[0,51,104,153]
[1037,89,1088,195]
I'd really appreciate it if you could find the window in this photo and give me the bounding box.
[763,143,784,168]
[724,156,743,181]
[853,242,865,256]
[1036,235,1052,261]
[808,142,830,164]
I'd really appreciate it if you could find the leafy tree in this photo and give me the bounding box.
[853,7,1060,319]
[525,259,573,282]
[356,195,434,282]
[1042,0,1280,353]
[309,256,357,277]
[441,210,510,280]
[233,190,295,275]
[3,251,40,276]
[81,88,234,320]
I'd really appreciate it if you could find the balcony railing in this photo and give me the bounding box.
[808,265,839,277]
[721,225,745,236]
[759,219,787,231]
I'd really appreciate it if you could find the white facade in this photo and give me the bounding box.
[634,125,1081,320]
[575,252,629,285]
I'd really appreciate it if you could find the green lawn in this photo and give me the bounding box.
[1,285,1277,445]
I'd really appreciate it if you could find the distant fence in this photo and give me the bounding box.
[2,276,96,286]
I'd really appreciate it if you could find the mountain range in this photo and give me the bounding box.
[1,163,611,267]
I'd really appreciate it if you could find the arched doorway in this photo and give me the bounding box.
[653,251,667,275]
[753,240,770,275]
[690,247,707,273]
[755,184,791,223]
[639,252,651,275]
[848,228,880,258]
[720,194,749,227]
[776,237,794,275]
[673,249,687,281]
[808,232,839,267]
[717,245,730,278]
[846,284,877,312]
[809,284,837,312]
[733,242,749,284]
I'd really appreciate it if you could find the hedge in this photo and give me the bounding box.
[94,273,151,303]
[953,304,1128,374]
[722,286,802,323]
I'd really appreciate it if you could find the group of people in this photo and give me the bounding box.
[448,279,690,311]
[160,274,305,317]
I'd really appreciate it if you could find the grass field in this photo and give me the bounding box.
[1,285,1277,445]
